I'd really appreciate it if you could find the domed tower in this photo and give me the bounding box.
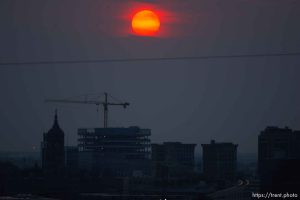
[42,110,65,175]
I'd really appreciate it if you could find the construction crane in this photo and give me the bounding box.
[45,92,130,128]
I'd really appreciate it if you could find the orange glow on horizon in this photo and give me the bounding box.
[131,10,160,36]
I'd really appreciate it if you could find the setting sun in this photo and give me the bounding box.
[131,10,160,36]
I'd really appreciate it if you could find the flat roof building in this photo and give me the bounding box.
[202,140,238,185]
[258,126,300,170]
[77,126,151,177]
[258,126,300,192]
[151,142,196,178]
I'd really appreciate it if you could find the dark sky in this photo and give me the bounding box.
[0,0,300,153]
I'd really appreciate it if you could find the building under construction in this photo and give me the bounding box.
[46,93,151,177]
[77,126,151,177]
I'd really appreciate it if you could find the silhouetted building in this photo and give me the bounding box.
[41,110,65,175]
[77,126,151,177]
[151,142,196,178]
[258,126,300,173]
[258,126,300,192]
[202,140,238,185]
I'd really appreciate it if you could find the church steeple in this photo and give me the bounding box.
[54,109,58,126]
[49,109,63,134]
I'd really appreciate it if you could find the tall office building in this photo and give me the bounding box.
[202,140,238,185]
[151,142,196,178]
[41,111,65,175]
[258,126,300,172]
[258,126,300,192]
[77,126,151,177]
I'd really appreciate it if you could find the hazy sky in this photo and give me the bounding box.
[0,0,300,153]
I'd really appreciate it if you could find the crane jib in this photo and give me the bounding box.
[45,93,130,128]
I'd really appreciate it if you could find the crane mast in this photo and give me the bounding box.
[45,92,129,128]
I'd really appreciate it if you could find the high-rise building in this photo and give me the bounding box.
[151,142,196,178]
[258,126,300,192]
[201,140,238,185]
[41,110,65,175]
[77,126,151,177]
[258,126,300,172]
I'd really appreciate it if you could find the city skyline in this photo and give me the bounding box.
[1,0,300,198]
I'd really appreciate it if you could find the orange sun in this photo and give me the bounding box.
[131,10,160,36]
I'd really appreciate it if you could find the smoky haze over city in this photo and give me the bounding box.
[0,0,300,199]
[1,65,300,153]
[1,0,300,153]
